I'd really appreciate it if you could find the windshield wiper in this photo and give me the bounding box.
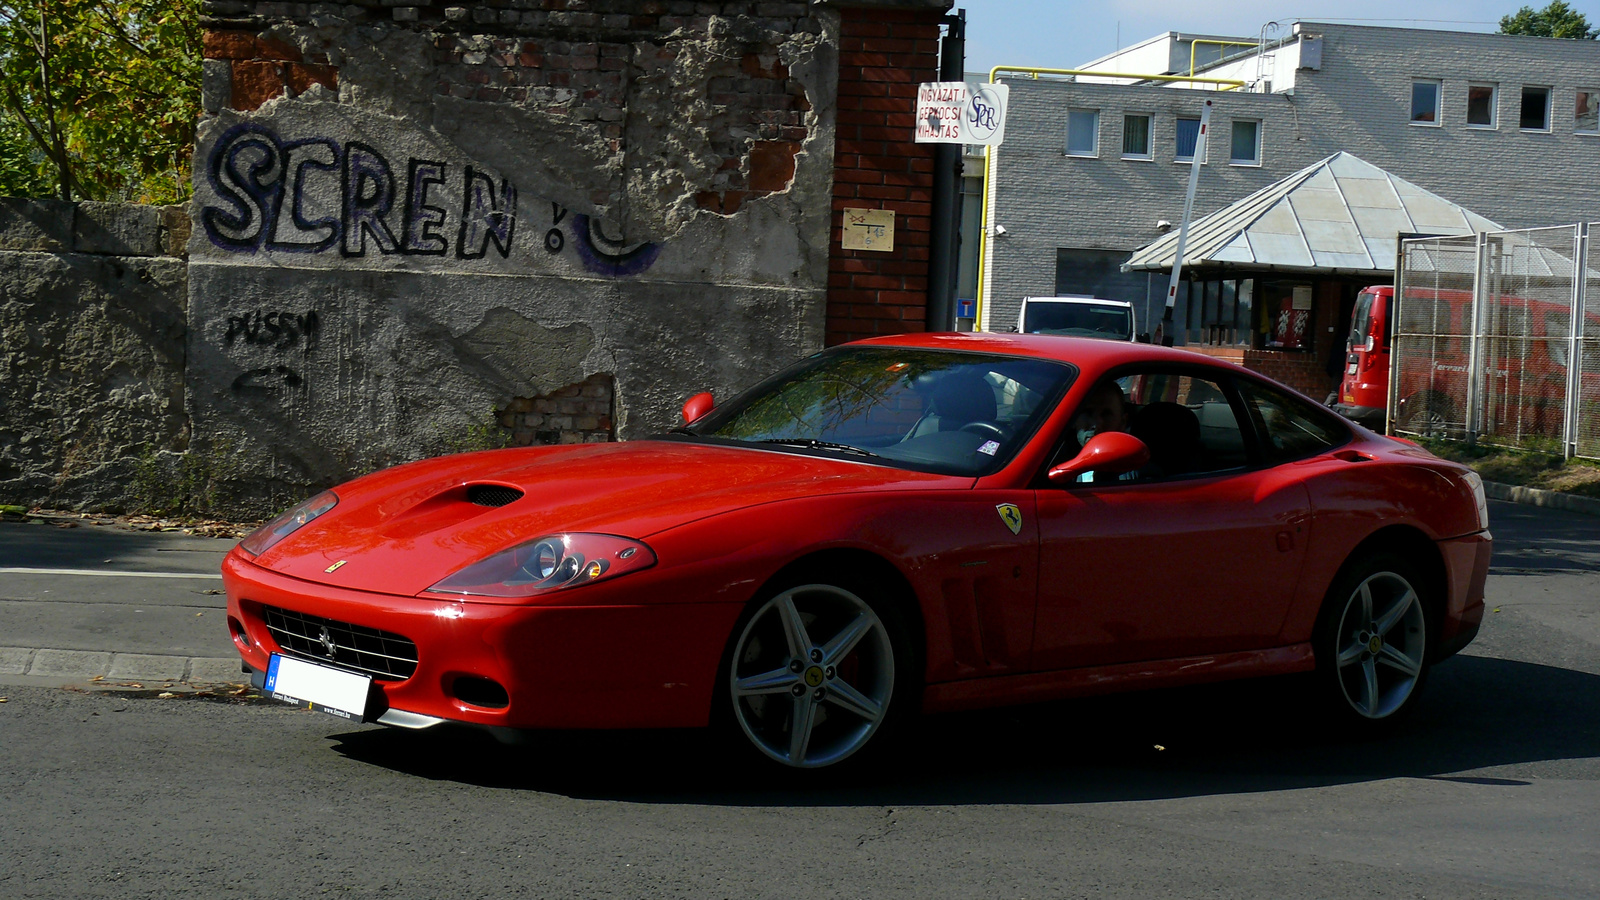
[757,438,882,459]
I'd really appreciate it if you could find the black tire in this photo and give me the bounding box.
[1397,392,1455,438]
[1312,552,1434,732]
[714,573,917,771]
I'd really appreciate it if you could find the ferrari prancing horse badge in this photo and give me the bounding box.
[996,503,1023,535]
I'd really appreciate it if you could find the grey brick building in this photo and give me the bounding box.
[975,22,1600,351]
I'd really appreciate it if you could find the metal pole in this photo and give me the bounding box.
[1466,231,1488,442]
[926,10,965,333]
[1163,99,1212,347]
[1567,222,1587,460]
[1387,240,1408,435]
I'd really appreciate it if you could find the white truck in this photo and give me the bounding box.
[1015,295,1135,341]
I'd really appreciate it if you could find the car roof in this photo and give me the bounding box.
[849,331,1253,374]
[1021,296,1133,308]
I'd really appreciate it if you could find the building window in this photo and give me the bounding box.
[1576,90,1599,134]
[1066,109,1099,157]
[1122,114,1152,159]
[1229,120,1261,165]
[1410,79,1441,125]
[1467,83,1497,127]
[1521,86,1551,131]
[1175,116,1207,163]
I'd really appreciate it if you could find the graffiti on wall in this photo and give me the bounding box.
[200,123,661,276]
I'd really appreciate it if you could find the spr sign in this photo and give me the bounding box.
[914,82,1009,146]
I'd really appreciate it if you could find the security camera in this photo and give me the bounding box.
[993,224,1007,236]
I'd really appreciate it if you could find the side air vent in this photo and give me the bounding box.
[467,484,524,507]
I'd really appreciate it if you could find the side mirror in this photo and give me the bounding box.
[1047,432,1150,485]
[681,391,715,425]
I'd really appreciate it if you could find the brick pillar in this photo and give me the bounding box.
[826,6,944,345]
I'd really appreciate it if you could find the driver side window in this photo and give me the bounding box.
[1059,370,1250,484]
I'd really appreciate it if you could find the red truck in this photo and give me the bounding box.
[1334,285,1595,437]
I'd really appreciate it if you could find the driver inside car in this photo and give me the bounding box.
[1069,380,1139,484]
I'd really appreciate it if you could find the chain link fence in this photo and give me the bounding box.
[1391,225,1598,461]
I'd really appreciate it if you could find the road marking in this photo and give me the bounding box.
[0,567,223,580]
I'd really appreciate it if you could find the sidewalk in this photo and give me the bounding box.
[0,514,244,688]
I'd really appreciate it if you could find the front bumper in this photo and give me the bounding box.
[223,552,742,730]
[1435,530,1492,661]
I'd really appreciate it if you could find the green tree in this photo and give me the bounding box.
[0,0,199,203]
[1499,1,1600,39]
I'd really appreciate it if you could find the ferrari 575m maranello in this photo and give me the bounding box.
[224,333,1491,769]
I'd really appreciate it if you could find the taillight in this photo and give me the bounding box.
[1364,334,1376,353]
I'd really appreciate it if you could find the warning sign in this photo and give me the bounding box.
[914,81,1009,146]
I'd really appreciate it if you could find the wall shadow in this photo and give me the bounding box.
[329,653,1598,806]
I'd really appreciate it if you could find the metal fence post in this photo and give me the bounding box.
[1387,239,1408,435]
[1466,231,1488,442]
[1569,223,1589,460]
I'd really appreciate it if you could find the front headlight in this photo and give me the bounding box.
[1462,470,1490,531]
[425,533,657,599]
[238,490,339,557]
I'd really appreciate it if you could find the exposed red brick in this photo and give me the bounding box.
[203,30,256,60]
[255,35,303,62]
[286,62,338,95]
[748,140,800,194]
[231,60,285,111]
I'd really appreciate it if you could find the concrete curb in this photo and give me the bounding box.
[1484,481,1600,518]
[0,647,244,685]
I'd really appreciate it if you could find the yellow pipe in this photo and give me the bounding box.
[1188,39,1260,78]
[972,66,1247,331]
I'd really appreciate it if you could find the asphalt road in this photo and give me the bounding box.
[0,499,1596,899]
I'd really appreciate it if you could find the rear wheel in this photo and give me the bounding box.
[722,580,913,769]
[1313,554,1432,729]
[1398,392,1455,437]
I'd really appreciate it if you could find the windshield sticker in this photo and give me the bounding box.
[996,503,1023,535]
[977,440,1000,456]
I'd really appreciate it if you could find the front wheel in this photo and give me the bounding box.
[1313,554,1432,729]
[722,581,912,769]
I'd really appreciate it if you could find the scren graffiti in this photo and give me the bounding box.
[201,123,516,259]
[200,124,666,277]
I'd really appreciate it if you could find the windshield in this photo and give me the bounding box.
[684,347,1076,476]
[1348,292,1376,347]
[1023,302,1132,339]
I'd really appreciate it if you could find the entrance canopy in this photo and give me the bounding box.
[1123,152,1501,276]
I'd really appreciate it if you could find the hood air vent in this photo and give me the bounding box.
[467,484,524,508]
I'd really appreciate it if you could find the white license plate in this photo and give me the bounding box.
[263,654,371,721]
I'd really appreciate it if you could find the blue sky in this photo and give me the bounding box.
[956,1,1600,74]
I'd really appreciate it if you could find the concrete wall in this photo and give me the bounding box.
[980,22,1600,331]
[190,0,847,516]
[0,200,191,511]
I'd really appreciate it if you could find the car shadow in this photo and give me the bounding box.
[328,652,1599,805]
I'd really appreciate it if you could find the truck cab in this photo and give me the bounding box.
[1016,296,1135,341]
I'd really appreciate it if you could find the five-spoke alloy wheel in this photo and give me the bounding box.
[1315,554,1432,727]
[726,582,904,769]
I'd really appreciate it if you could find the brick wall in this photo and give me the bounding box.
[826,5,943,345]
[498,374,614,444]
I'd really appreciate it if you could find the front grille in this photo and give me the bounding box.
[467,484,523,507]
[261,605,418,681]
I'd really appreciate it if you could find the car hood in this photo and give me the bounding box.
[248,439,968,596]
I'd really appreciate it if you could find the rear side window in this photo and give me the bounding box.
[1348,292,1375,347]
[1237,380,1350,462]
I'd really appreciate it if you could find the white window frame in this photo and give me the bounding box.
[1575,89,1599,135]
[1410,79,1441,127]
[1228,119,1261,166]
[1121,113,1153,160]
[1175,115,1208,164]
[1065,108,1100,158]
[1520,85,1552,132]
[1466,82,1498,129]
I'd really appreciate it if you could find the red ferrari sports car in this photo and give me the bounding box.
[223,333,1491,769]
